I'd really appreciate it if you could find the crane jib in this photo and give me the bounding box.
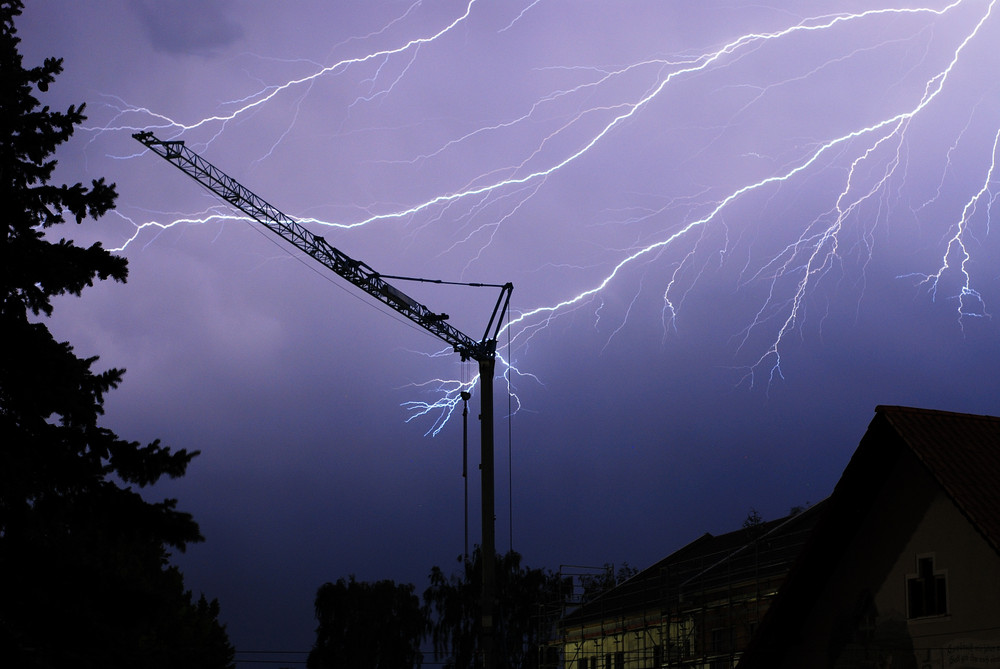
[131,131,510,362]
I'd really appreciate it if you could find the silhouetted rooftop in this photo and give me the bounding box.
[560,501,825,627]
[877,405,1000,554]
[737,405,1000,668]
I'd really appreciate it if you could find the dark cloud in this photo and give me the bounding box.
[129,0,243,55]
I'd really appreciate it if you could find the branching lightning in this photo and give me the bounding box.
[93,0,1000,430]
[87,1,480,140]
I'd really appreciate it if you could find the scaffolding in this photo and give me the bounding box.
[554,503,825,669]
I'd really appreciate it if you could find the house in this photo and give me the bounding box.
[556,502,824,669]
[738,405,1000,669]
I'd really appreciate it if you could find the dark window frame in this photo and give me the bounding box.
[906,554,948,619]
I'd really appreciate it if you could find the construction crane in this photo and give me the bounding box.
[133,131,511,669]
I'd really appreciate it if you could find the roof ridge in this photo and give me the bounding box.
[876,405,1000,557]
[877,404,1000,423]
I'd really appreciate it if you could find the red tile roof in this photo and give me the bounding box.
[877,405,1000,555]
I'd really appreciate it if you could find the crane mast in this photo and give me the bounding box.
[133,131,510,668]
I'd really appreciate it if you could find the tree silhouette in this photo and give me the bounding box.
[424,550,570,669]
[578,562,639,604]
[0,2,233,666]
[308,576,424,669]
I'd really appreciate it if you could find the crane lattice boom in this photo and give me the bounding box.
[132,131,511,362]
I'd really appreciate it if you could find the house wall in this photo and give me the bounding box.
[680,582,781,666]
[562,578,785,669]
[774,449,1000,668]
[773,448,928,667]
[562,612,669,669]
[874,487,1000,667]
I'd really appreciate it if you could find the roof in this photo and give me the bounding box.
[876,405,1000,554]
[560,501,824,628]
[737,405,1000,668]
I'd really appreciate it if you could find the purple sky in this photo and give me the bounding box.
[19,0,1000,663]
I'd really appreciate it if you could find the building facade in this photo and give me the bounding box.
[557,504,823,669]
[738,405,1000,669]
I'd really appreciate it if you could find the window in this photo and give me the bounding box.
[710,628,727,653]
[907,555,947,618]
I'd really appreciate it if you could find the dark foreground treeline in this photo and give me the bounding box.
[0,3,233,667]
[307,552,637,669]
[308,549,569,669]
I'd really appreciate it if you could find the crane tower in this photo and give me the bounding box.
[133,131,511,669]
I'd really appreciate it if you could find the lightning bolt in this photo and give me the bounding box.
[99,0,1000,430]
[86,1,481,142]
[904,125,1000,325]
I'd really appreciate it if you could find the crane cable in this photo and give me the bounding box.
[506,298,514,553]
[244,219,516,554]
